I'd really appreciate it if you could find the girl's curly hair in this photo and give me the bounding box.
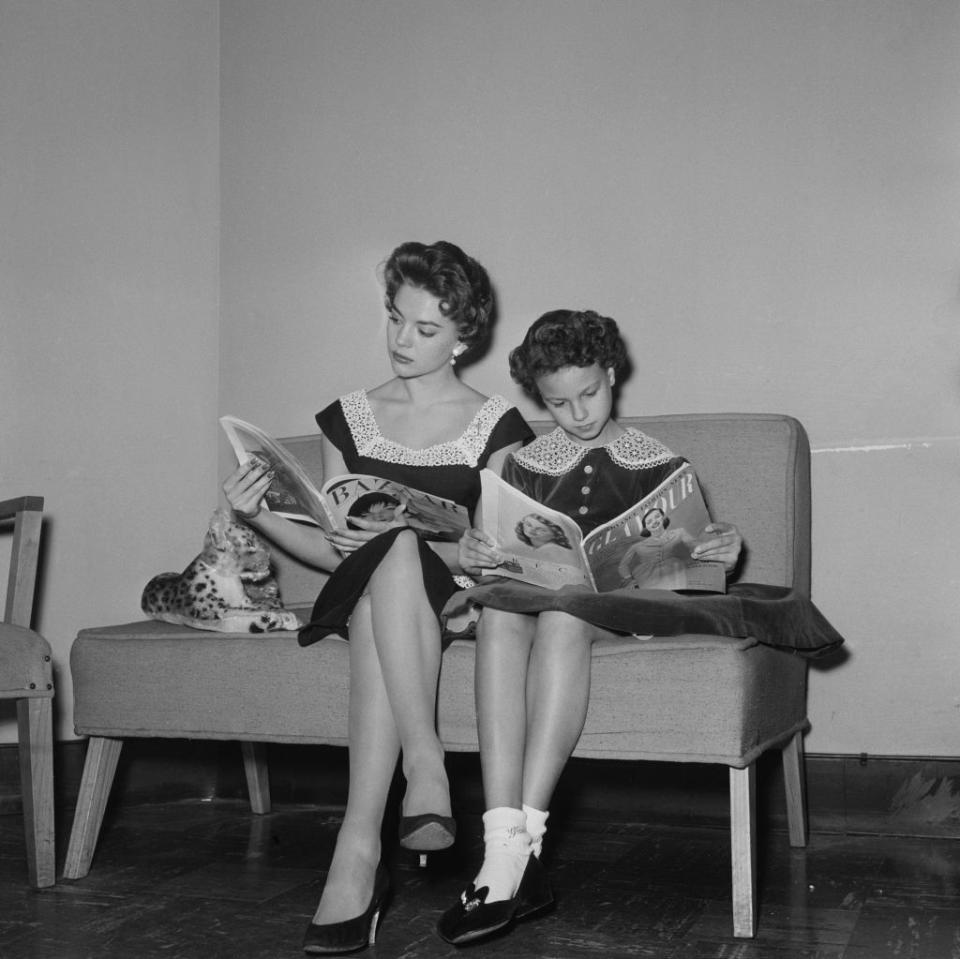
[508,309,629,397]
[381,241,495,353]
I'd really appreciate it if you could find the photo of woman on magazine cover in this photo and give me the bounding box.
[515,513,574,551]
[616,507,703,589]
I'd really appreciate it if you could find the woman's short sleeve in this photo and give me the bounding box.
[478,407,534,467]
[314,399,354,458]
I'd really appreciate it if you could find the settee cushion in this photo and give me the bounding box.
[71,615,805,767]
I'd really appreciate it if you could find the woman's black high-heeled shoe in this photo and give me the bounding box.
[398,812,457,852]
[436,854,553,946]
[303,864,391,956]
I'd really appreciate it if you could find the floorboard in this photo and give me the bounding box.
[1,801,958,958]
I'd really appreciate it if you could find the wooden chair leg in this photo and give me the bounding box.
[63,736,123,880]
[782,730,808,848]
[17,697,55,888]
[729,763,757,938]
[241,741,271,815]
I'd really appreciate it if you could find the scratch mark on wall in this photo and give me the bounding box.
[814,443,929,454]
[812,436,960,454]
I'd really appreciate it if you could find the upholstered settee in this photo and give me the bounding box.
[64,413,814,938]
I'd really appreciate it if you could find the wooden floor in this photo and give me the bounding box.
[2,800,959,958]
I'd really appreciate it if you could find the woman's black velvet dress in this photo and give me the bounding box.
[298,389,533,647]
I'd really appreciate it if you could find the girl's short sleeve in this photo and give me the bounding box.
[500,451,535,496]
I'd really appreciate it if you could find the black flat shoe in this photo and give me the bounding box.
[303,864,390,955]
[514,852,554,919]
[398,812,456,851]
[436,854,553,946]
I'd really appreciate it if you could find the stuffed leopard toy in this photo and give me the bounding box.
[141,509,301,633]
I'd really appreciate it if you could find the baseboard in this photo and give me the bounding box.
[1,740,958,839]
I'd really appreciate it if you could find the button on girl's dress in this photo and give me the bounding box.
[578,505,589,515]
[584,464,594,474]
[581,486,591,495]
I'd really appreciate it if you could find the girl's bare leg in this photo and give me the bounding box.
[449,610,609,913]
[475,608,537,809]
[311,595,400,924]
[366,530,451,818]
[522,611,606,810]
[470,608,537,902]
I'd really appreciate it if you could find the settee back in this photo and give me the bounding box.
[272,412,811,609]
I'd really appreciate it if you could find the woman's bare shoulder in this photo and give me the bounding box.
[368,378,490,413]
[365,378,398,402]
[459,382,493,412]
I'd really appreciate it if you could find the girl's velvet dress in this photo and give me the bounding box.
[442,427,844,657]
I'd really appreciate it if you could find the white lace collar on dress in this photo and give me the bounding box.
[340,389,511,468]
[512,426,674,476]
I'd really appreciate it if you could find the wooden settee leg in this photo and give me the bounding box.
[241,741,271,815]
[729,763,757,938]
[17,697,55,888]
[63,736,123,879]
[782,730,808,848]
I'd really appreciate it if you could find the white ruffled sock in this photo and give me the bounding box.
[522,804,549,859]
[472,807,531,904]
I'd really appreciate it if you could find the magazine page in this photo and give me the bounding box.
[219,416,334,530]
[320,474,470,542]
[582,463,726,593]
[478,470,591,590]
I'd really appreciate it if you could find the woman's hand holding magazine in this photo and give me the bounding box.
[326,502,409,556]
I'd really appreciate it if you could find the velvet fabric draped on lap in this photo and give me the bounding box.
[441,580,844,657]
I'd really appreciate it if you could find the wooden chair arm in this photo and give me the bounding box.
[0,496,45,521]
[1,496,45,628]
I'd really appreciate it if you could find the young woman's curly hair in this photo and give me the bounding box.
[508,309,629,397]
[381,241,495,353]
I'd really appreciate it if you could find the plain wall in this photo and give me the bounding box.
[0,0,220,741]
[220,0,960,756]
[3,1,958,757]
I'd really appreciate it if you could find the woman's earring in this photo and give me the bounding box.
[450,343,466,365]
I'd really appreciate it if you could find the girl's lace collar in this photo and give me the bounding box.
[340,389,511,468]
[512,426,674,476]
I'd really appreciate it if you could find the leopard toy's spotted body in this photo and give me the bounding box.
[141,510,301,633]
